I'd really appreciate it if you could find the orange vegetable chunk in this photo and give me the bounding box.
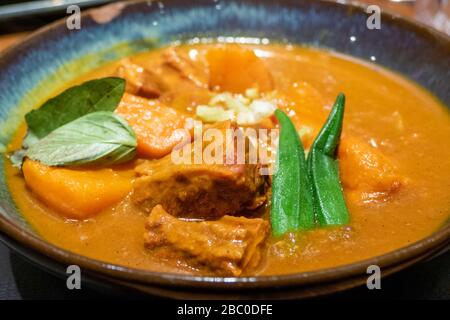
[115,93,189,159]
[23,160,133,220]
[338,136,406,204]
[275,83,328,149]
[206,45,273,93]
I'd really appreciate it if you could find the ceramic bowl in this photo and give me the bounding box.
[0,0,449,299]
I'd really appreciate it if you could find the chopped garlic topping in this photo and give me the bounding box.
[196,88,277,125]
[196,105,235,122]
[249,99,277,119]
[245,88,259,99]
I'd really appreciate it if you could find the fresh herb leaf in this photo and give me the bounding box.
[24,77,125,147]
[10,77,126,168]
[26,111,137,167]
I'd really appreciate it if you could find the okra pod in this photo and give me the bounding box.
[307,93,350,226]
[271,109,314,236]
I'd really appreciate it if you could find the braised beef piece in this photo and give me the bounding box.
[157,48,212,109]
[115,59,168,98]
[162,47,209,89]
[133,159,268,219]
[144,205,269,276]
[132,122,269,219]
[114,48,210,106]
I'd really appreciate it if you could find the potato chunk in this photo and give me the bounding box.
[339,136,406,203]
[23,160,133,219]
[206,45,273,93]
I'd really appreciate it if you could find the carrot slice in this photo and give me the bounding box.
[206,45,273,93]
[115,93,189,159]
[23,160,133,219]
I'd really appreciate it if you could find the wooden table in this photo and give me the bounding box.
[0,0,417,52]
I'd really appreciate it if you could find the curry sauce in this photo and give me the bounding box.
[5,43,450,275]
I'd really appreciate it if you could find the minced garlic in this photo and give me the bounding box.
[196,88,277,125]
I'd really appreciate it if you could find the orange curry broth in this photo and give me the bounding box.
[5,44,450,275]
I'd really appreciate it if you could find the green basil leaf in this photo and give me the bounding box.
[10,77,126,168]
[24,77,125,146]
[25,111,137,167]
